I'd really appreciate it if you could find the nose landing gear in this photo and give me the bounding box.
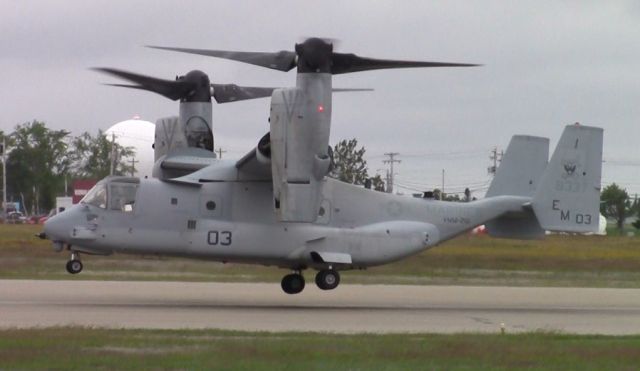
[66,252,83,274]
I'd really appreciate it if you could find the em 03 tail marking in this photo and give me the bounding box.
[532,124,603,233]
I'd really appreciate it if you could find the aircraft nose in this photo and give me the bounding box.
[43,212,71,242]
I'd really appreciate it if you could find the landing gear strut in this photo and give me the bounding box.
[281,272,305,294]
[315,269,340,290]
[66,252,83,274]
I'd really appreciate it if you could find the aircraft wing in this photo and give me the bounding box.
[161,154,217,172]
[166,133,273,185]
[154,147,217,180]
[235,150,271,178]
[234,132,272,178]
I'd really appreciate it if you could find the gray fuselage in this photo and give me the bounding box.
[45,170,528,271]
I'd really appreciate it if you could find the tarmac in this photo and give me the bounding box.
[1,279,640,334]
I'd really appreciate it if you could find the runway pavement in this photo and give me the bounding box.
[1,279,640,334]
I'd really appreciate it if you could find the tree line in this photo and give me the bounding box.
[329,138,385,191]
[1,123,636,234]
[1,120,134,214]
[600,183,640,234]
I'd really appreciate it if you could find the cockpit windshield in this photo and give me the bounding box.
[81,177,140,212]
[81,182,107,208]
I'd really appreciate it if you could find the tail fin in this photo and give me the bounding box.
[486,135,549,198]
[485,135,549,239]
[532,124,603,233]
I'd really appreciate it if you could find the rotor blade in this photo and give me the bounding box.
[102,83,154,92]
[210,84,277,103]
[93,67,196,100]
[330,53,481,74]
[148,46,298,72]
[332,88,374,92]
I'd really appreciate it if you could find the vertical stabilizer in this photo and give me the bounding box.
[486,135,549,198]
[485,135,549,239]
[532,124,603,233]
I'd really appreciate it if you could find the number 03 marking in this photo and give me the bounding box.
[207,231,232,246]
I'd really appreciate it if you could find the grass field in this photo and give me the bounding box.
[2,226,640,369]
[0,327,639,370]
[2,224,640,287]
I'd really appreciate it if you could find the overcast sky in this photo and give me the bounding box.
[2,0,639,196]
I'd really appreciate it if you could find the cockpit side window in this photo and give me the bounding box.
[81,183,107,209]
[109,183,138,212]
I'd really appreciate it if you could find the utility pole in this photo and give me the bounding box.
[109,133,116,176]
[442,168,445,199]
[385,170,391,193]
[383,152,401,194]
[216,147,226,159]
[128,157,139,177]
[1,137,6,218]
[487,146,503,176]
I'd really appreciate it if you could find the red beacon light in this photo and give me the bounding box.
[317,104,324,112]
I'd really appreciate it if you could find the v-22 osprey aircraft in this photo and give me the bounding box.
[42,38,603,294]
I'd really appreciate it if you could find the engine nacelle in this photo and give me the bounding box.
[269,74,332,222]
[154,102,214,163]
[152,102,216,180]
[255,132,271,165]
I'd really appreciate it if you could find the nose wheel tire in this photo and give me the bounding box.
[281,273,305,294]
[66,259,83,274]
[315,269,340,290]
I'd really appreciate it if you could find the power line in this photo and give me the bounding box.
[395,176,491,188]
[603,159,640,167]
[395,177,490,191]
[369,148,486,160]
[395,180,490,195]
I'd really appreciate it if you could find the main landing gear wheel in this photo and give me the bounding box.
[281,273,305,294]
[66,259,83,274]
[315,269,340,290]
[66,252,83,274]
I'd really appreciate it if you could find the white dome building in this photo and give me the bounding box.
[105,116,155,178]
